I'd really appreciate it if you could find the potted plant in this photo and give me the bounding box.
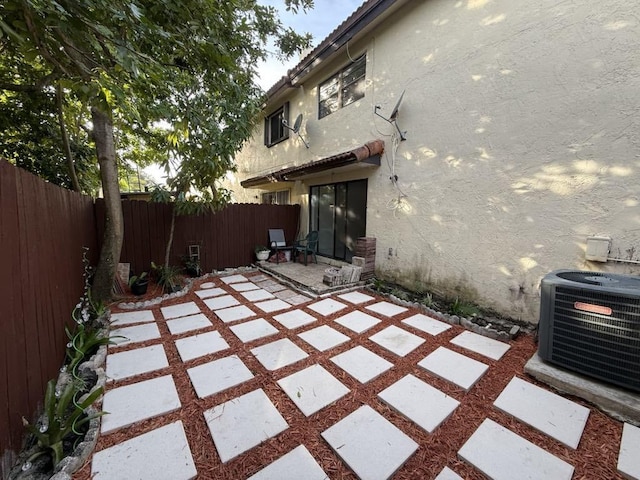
[128,272,148,296]
[255,245,270,261]
[182,255,202,277]
[151,262,182,293]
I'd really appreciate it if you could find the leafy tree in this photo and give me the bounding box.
[1,0,313,301]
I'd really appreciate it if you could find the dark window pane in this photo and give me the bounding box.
[342,56,366,86]
[319,77,339,100]
[319,96,339,118]
[342,79,365,107]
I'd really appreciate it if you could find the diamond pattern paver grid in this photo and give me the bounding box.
[110,310,155,326]
[91,421,197,480]
[174,330,229,362]
[251,338,309,371]
[214,305,255,323]
[101,375,181,434]
[369,325,425,356]
[230,318,279,343]
[204,295,240,311]
[334,310,381,334]
[402,313,451,336]
[106,344,168,381]
[494,376,590,449]
[618,423,640,479]
[166,314,212,335]
[307,298,348,316]
[418,346,488,391]
[338,291,375,305]
[255,299,291,313]
[450,330,511,360]
[110,323,161,347]
[247,445,327,480]
[458,419,574,480]
[161,301,200,320]
[298,325,350,351]
[322,405,418,480]
[273,309,317,329]
[378,374,459,433]
[331,346,393,383]
[187,355,254,398]
[204,388,288,463]
[365,301,408,317]
[278,364,350,416]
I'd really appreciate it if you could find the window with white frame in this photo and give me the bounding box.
[261,190,290,205]
[264,102,289,147]
[318,54,366,119]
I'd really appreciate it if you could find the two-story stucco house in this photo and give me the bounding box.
[226,0,640,323]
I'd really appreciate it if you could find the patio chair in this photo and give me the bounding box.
[293,231,319,265]
[268,228,293,264]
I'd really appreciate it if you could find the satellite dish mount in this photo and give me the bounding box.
[282,113,309,148]
[374,90,407,141]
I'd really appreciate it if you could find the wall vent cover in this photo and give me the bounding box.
[538,269,640,392]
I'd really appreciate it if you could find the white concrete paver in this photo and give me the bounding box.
[230,318,279,343]
[450,330,511,360]
[187,355,254,398]
[331,345,393,383]
[251,338,309,371]
[221,274,249,284]
[334,310,381,334]
[278,364,350,416]
[110,323,161,347]
[402,313,451,336]
[298,325,350,351]
[161,301,200,320]
[242,289,275,302]
[174,330,229,362]
[435,467,463,480]
[195,287,226,299]
[618,423,640,480]
[101,375,181,434]
[91,421,197,480]
[458,418,574,480]
[214,305,255,323]
[204,388,288,463]
[255,298,291,313]
[106,344,168,381]
[248,445,327,480]
[204,294,240,310]
[369,325,425,356]
[307,298,348,316]
[322,405,418,480]
[338,291,375,304]
[273,309,317,329]
[110,310,155,326]
[378,374,459,433]
[418,346,488,391]
[365,301,408,317]
[200,282,216,289]
[230,282,260,292]
[166,313,212,335]
[494,376,590,449]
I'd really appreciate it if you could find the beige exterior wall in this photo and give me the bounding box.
[228,0,640,323]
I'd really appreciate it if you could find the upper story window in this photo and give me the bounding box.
[318,54,366,119]
[261,189,290,205]
[264,102,289,147]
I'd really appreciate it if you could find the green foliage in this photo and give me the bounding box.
[128,271,148,287]
[151,261,182,293]
[390,287,409,302]
[449,297,481,317]
[255,245,269,253]
[420,292,434,307]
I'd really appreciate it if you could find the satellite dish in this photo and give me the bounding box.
[373,90,408,141]
[292,113,303,133]
[389,90,405,122]
[282,113,309,148]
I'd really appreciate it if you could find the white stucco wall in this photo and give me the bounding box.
[229,0,640,322]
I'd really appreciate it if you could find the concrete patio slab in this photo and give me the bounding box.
[450,330,511,360]
[274,289,297,300]
[618,423,640,480]
[378,374,459,433]
[277,364,350,416]
[287,294,311,305]
[255,298,291,313]
[338,291,375,304]
[166,313,212,335]
[494,376,590,449]
[435,467,463,480]
[298,325,350,352]
[110,323,161,347]
[230,318,279,343]
[195,287,226,299]
[187,355,254,398]
[273,309,317,329]
[203,294,240,310]
[106,344,168,381]
[369,325,425,356]
[458,418,574,480]
[322,405,418,480]
[230,282,260,292]
[365,301,408,317]
[402,313,451,336]
[241,289,275,302]
[334,310,381,334]
[247,445,327,480]
[220,274,249,284]
[214,305,255,323]
[110,310,155,326]
[251,338,309,371]
[307,298,347,316]
[161,301,200,320]
[200,282,216,289]
[418,346,488,391]
[331,345,394,383]
[91,421,196,480]
[262,283,288,293]
[174,330,229,362]
[101,375,181,434]
[204,388,288,463]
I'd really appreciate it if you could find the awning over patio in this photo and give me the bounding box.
[240,139,384,188]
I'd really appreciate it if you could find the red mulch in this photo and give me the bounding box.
[74,273,625,479]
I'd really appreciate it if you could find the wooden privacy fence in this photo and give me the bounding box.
[95,200,301,275]
[0,160,98,458]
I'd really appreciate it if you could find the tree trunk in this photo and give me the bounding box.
[91,106,123,303]
[164,205,176,267]
[56,83,81,192]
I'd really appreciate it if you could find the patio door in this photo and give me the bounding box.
[309,179,367,261]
